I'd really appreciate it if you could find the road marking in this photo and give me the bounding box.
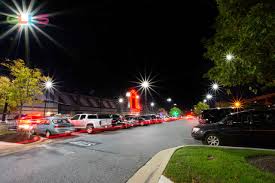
[69,140,99,147]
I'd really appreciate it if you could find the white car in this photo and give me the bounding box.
[69,114,112,133]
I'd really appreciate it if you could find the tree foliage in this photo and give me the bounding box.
[1,59,46,114]
[169,107,182,117]
[0,76,11,110]
[193,102,209,115]
[205,0,275,88]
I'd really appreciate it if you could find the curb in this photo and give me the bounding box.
[127,146,183,183]
[158,175,173,183]
[0,137,52,157]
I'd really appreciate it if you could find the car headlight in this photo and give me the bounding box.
[192,127,200,133]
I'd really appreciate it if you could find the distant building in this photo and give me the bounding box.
[20,91,118,115]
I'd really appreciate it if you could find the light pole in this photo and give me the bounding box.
[141,81,150,113]
[118,98,124,113]
[44,80,53,116]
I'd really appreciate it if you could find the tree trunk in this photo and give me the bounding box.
[19,102,23,118]
[2,101,8,122]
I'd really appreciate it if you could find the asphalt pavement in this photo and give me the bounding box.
[0,119,199,183]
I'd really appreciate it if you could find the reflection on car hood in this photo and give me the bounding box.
[195,122,222,129]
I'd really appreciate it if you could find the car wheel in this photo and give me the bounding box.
[205,134,220,146]
[45,131,51,138]
[86,124,94,134]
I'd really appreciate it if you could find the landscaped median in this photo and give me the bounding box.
[164,146,275,183]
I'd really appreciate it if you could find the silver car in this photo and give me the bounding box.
[34,117,75,138]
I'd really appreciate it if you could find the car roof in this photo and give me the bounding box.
[75,114,97,115]
[229,109,274,116]
[46,117,68,120]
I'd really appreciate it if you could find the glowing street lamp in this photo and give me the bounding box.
[226,53,234,62]
[206,94,213,100]
[141,81,150,89]
[43,79,54,116]
[118,98,124,103]
[174,103,177,106]
[167,98,172,102]
[203,99,207,103]
[212,83,219,91]
[19,13,31,25]
[126,92,131,97]
[45,80,53,89]
[150,102,155,107]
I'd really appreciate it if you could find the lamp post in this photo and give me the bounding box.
[141,81,150,113]
[44,80,53,116]
[118,98,124,113]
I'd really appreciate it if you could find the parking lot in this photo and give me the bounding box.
[0,119,199,183]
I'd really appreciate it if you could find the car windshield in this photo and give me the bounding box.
[141,116,151,120]
[98,114,111,119]
[52,119,70,124]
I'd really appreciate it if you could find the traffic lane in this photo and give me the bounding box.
[0,119,199,183]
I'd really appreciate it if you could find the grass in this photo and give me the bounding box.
[164,146,275,183]
[0,129,16,136]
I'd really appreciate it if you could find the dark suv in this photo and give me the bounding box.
[199,108,236,124]
[192,109,275,146]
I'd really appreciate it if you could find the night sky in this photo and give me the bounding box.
[0,0,217,109]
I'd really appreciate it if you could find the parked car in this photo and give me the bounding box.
[17,113,45,133]
[199,108,235,124]
[69,114,112,133]
[34,117,75,138]
[123,116,138,127]
[139,116,152,125]
[192,109,275,146]
[109,114,124,126]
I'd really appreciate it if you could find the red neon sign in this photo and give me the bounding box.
[129,89,141,113]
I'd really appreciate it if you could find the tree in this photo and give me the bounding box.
[193,102,209,116]
[169,107,182,117]
[204,0,275,89]
[3,59,45,116]
[0,76,12,121]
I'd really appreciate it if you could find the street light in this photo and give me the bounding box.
[141,81,150,89]
[150,102,155,107]
[212,83,219,91]
[43,79,53,116]
[167,98,172,102]
[206,94,213,100]
[174,103,177,106]
[45,80,53,89]
[203,99,207,103]
[118,98,124,103]
[225,53,234,62]
[19,13,31,25]
[126,92,131,97]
